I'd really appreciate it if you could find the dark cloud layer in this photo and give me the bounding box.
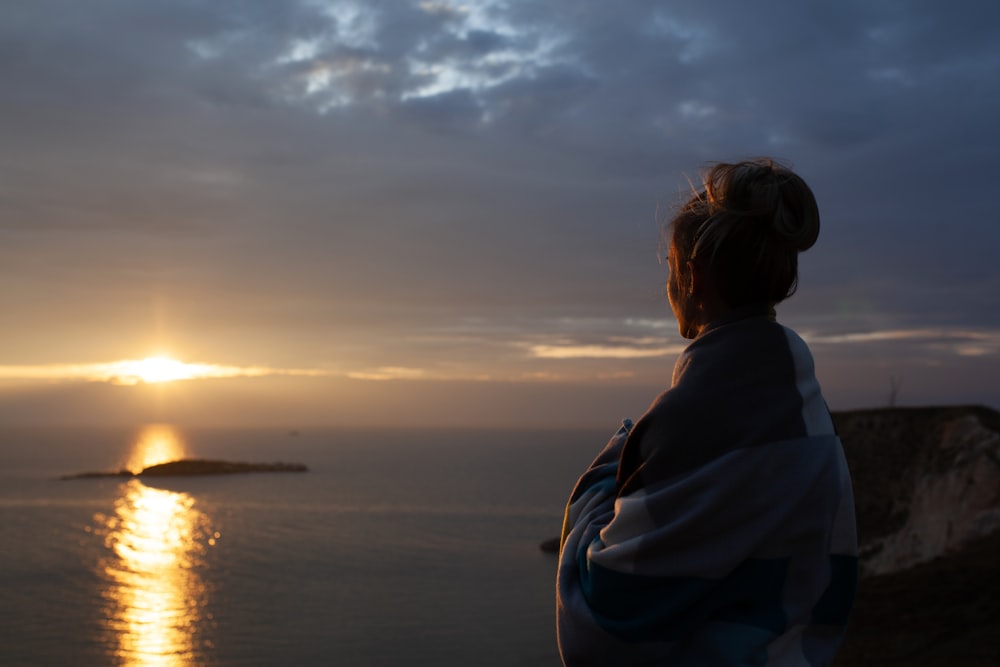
[2,0,998,425]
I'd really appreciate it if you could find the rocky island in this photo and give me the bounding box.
[60,458,307,480]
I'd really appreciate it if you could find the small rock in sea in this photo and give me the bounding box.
[539,537,561,554]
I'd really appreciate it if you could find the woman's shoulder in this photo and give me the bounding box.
[674,315,799,384]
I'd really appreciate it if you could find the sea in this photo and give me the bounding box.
[0,424,610,666]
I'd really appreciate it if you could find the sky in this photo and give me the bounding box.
[1,0,998,429]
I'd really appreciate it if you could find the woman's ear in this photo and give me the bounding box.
[686,260,700,297]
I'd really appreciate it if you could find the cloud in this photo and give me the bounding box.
[346,366,427,381]
[1,0,998,423]
[530,343,684,360]
[806,327,1000,345]
[803,327,1000,360]
[0,358,328,386]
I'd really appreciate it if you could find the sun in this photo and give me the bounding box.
[125,356,199,384]
[92,355,279,385]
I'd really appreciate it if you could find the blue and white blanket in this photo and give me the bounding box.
[557,311,857,666]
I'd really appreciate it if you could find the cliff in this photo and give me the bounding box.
[835,529,1000,666]
[830,405,1000,664]
[540,405,1000,663]
[834,405,1000,576]
[540,405,1000,573]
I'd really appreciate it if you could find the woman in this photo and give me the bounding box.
[557,159,857,666]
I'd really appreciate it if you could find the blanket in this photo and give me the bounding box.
[557,311,857,666]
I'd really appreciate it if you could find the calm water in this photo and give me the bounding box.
[0,425,606,666]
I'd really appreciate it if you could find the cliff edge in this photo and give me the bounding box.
[833,405,1000,666]
[834,405,1000,576]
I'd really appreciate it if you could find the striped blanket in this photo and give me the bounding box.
[557,311,857,666]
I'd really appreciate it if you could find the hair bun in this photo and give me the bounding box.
[707,159,820,252]
[671,158,822,309]
[771,185,820,252]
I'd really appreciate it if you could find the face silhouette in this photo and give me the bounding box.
[666,240,696,339]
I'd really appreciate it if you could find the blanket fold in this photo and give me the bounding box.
[557,314,857,666]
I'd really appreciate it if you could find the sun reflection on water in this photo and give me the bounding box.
[124,424,188,474]
[96,425,217,665]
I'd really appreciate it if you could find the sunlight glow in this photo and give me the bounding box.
[0,357,328,385]
[98,480,213,666]
[530,343,685,359]
[126,357,200,384]
[100,356,240,385]
[124,424,189,474]
[347,366,426,381]
[95,425,218,665]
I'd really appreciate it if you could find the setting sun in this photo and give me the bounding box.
[0,355,327,386]
[124,356,199,384]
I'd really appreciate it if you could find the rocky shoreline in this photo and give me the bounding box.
[542,405,1000,665]
[834,405,1000,665]
[835,529,1000,666]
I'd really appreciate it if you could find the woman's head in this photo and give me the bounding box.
[666,158,820,337]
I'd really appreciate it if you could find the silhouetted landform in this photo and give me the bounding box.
[835,529,1000,666]
[61,470,136,480]
[60,458,307,480]
[542,405,1000,665]
[539,537,560,553]
[833,404,1000,575]
[833,405,1000,665]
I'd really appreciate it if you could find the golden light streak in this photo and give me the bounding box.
[95,426,217,666]
[0,356,328,385]
[347,366,426,381]
[124,424,188,474]
[119,357,203,384]
[529,343,685,359]
[529,328,1000,359]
